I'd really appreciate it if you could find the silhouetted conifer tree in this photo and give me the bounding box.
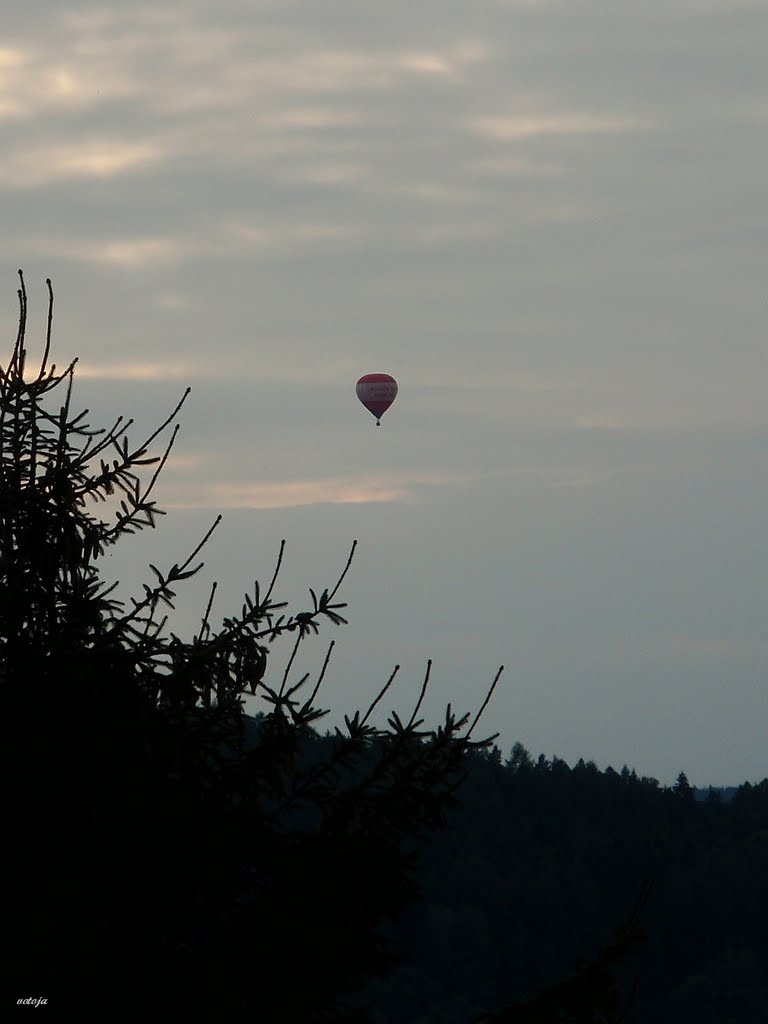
[1,272,502,1019]
[673,772,694,800]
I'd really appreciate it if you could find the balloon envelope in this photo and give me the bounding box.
[356,373,398,425]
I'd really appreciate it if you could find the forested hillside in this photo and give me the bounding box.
[352,742,768,1023]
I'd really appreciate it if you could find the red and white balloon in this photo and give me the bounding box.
[355,373,398,426]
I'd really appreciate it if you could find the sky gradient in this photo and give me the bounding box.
[3,1,768,784]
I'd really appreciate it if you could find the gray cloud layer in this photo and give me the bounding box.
[2,1,768,783]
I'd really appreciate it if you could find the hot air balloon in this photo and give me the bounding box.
[356,373,398,426]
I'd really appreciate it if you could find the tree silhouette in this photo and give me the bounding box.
[2,271,502,1019]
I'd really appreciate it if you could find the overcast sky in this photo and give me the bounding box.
[3,1,768,784]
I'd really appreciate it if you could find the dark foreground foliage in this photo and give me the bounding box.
[1,273,502,1019]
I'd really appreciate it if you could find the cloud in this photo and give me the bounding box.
[25,218,357,271]
[1,7,485,127]
[0,41,146,121]
[164,471,473,510]
[574,415,625,431]
[470,113,635,142]
[0,139,165,187]
[39,236,190,268]
[397,43,486,79]
[154,292,189,310]
[74,356,361,384]
[76,359,208,381]
[225,222,357,246]
[286,163,366,185]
